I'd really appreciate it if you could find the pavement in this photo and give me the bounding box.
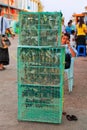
[0,36,87,130]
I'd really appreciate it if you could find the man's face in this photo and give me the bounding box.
[61,35,68,45]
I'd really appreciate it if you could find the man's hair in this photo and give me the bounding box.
[71,30,75,34]
[69,19,72,23]
[63,33,70,40]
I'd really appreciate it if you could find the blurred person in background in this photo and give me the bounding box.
[62,18,66,34]
[70,30,76,48]
[0,7,14,70]
[65,21,73,35]
[69,19,76,32]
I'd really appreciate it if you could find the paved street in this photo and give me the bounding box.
[0,36,87,130]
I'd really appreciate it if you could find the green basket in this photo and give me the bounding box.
[17,46,65,86]
[18,84,63,123]
[17,46,65,123]
[18,11,62,46]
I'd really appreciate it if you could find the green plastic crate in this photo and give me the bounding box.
[18,11,62,46]
[17,46,65,123]
[17,46,65,86]
[18,84,63,123]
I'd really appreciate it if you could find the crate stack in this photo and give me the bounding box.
[17,12,65,123]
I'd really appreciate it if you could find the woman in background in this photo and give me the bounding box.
[76,17,87,49]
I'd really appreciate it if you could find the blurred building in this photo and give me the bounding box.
[0,0,43,33]
[0,0,43,21]
[72,6,87,24]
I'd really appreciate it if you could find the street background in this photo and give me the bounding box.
[0,36,87,130]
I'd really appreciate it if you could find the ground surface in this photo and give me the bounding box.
[0,36,87,130]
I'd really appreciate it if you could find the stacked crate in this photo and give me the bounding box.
[19,12,62,46]
[17,12,65,123]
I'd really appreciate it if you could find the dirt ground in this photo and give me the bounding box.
[0,36,87,130]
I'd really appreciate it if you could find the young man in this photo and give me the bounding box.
[61,33,77,93]
[0,7,14,70]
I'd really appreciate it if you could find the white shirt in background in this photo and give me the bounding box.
[70,34,76,48]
